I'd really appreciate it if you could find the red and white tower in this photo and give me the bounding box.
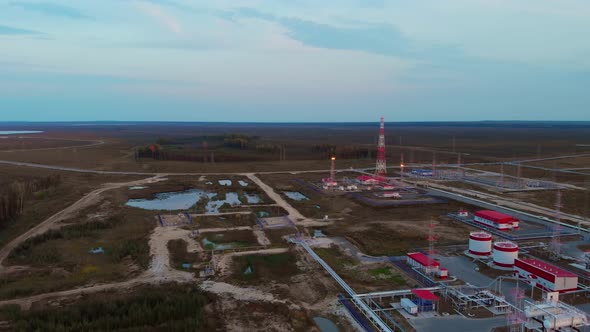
[375,116,387,176]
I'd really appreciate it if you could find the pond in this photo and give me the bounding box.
[0,131,43,135]
[219,180,232,186]
[126,189,208,210]
[244,193,262,204]
[238,180,249,187]
[283,191,309,201]
[313,317,339,332]
[206,192,242,213]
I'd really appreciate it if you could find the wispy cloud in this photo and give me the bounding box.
[0,24,41,35]
[133,0,184,36]
[10,2,91,19]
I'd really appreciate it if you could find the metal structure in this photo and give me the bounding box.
[297,240,400,332]
[523,293,589,331]
[549,189,562,261]
[375,116,387,176]
[427,219,437,275]
[507,280,527,332]
[330,156,336,182]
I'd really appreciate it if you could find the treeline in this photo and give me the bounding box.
[0,284,211,331]
[312,144,373,159]
[0,175,61,228]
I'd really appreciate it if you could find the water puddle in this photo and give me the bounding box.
[202,237,240,250]
[126,189,208,211]
[219,180,232,186]
[244,192,262,204]
[239,180,249,187]
[313,317,340,332]
[283,191,309,201]
[206,192,242,213]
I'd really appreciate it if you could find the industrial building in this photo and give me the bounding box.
[474,210,520,231]
[514,258,578,293]
[468,231,492,257]
[492,241,519,268]
[406,252,444,276]
[356,175,380,185]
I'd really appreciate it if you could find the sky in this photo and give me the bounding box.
[1,0,589,122]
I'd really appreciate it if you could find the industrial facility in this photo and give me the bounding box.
[514,259,579,293]
[474,210,520,231]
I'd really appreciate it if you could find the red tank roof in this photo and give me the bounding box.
[474,210,518,224]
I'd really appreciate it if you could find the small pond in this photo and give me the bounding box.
[244,193,262,204]
[126,189,208,211]
[219,180,232,186]
[206,192,242,213]
[313,317,339,332]
[238,180,249,187]
[283,191,309,201]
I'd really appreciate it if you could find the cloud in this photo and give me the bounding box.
[0,24,42,35]
[230,8,418,57]
[10,2,91,19]
[133,0,184,36]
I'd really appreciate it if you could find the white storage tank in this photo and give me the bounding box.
[468,231,492,256]
[493,241,518,268]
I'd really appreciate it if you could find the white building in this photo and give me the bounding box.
[514,258,578,293]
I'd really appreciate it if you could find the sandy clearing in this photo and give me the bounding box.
[200,281,286,304]
[253,229,271,246]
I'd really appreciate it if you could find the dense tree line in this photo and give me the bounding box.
[1,285,211,331]
[0,175,61,228]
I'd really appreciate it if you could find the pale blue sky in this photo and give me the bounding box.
[1,0,589,121]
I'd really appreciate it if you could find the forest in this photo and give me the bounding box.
[0,175,61,229]
[0,284,213,331]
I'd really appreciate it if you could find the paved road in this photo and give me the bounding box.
[424,184,589,233]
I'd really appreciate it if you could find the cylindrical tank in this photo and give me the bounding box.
[493,241,518,267]
[469,231,492,256]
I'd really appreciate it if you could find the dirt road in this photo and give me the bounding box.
[245,173,307,221]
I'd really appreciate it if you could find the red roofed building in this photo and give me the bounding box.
[514,258,578,293]
[411,289,439,301]
[407,252,440,274]
[474,210,519,231]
